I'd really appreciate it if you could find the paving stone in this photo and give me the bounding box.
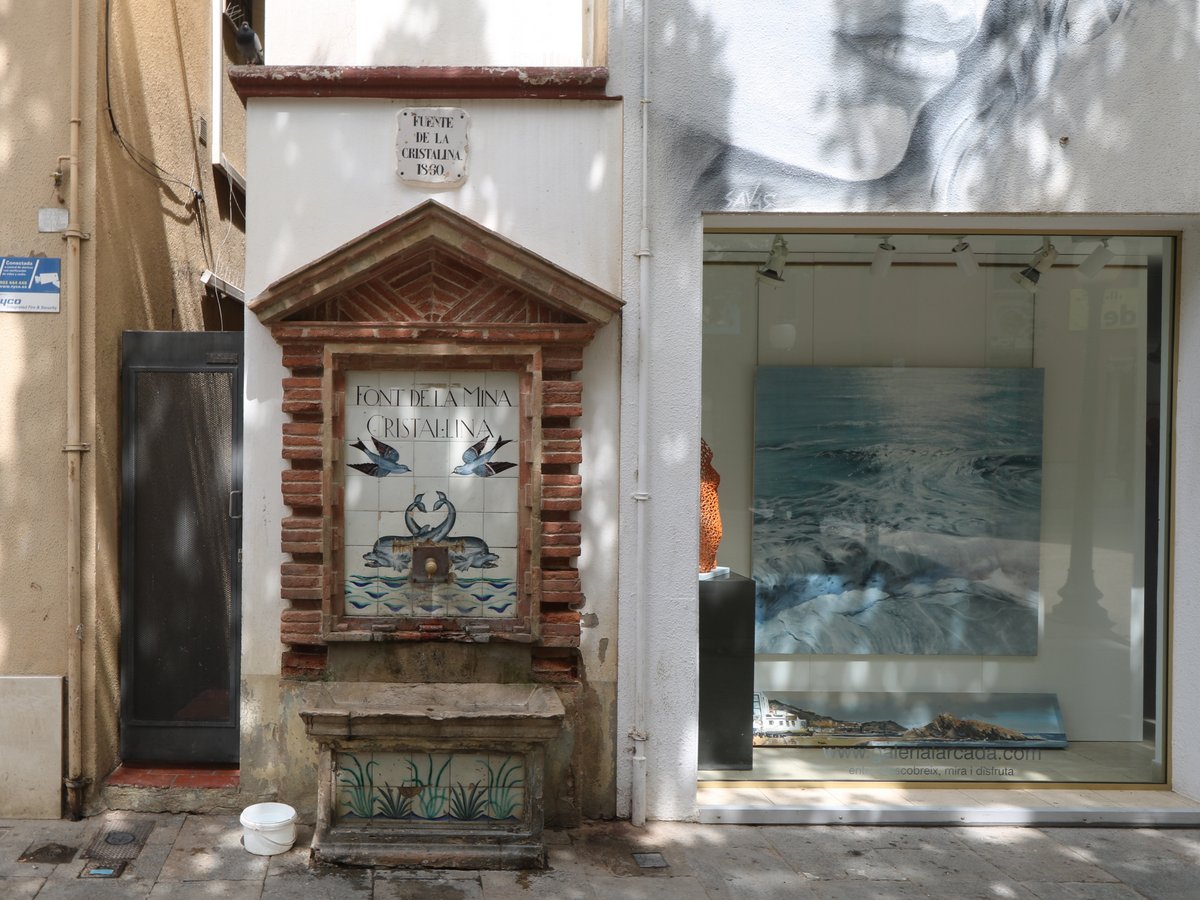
[169,815,246,853]
[1025,883,1148,899]
[480,868,598,898]
[157,843,271,882]
[3,814,1200,897]
[140,813,188,845]
[121,844,173,885]
[148,880,264,899]
[585,873,714,899]
[548,836,642,877]
[761,825,909,880]
[0,825,86,877]
[262,865,372,899]
[262,824,316,877]
[1128,827,1200,864]
[374,869,483,899]
[951,827,1120,883]
[919,880,1041,899]
[810,882,931,900]
[672,840,815,899]
[1083,858,1200,899]
[1040,827,1185,867]
[34,876,155,899]
[862,828,1011,884]
[0,876,45,899]
[0,855,64,878]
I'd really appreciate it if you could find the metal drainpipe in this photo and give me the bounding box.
[629,0,652,828]
[63,0,90,820]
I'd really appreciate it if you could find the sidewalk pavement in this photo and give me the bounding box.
[1,811,1198,898]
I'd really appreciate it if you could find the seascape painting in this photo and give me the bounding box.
[752,691,1066,750]
[753,367,1043,656]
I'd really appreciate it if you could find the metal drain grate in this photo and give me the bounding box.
[81,821,155,862]
[79,860,128,879]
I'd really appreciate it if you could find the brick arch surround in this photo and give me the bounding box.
[249,201,622,682]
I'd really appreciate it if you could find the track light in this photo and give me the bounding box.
[756,235,789,282]
[951,238,978,278]
[1078,239,1113,279]
[871,237,896,279]
[1011,239,1058,295]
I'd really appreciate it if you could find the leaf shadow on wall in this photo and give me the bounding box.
[664,0,1200,212]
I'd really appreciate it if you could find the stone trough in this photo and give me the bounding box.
[301,682,564,869]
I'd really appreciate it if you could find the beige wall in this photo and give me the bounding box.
[88,0,247,799]
[0,0,245,813]
[0,2,84,681]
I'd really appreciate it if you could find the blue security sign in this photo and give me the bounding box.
[0,257,61,313]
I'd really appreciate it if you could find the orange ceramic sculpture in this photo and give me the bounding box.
[699,439,723,573]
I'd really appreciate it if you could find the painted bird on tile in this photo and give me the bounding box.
[348,437,411,477]
[452,435,516,477]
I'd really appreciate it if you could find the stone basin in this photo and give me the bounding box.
[301,682,565,740]
[302,682,564,869]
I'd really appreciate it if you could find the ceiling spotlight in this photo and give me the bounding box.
[1078,238,1114,279]
[951,238,978,278]
[1011,238,1058,295]
[756,235,789,283]
[871,237,896,279]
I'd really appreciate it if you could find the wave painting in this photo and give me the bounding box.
[753,367,1043,656]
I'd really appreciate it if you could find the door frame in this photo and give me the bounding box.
[119,330,243,763]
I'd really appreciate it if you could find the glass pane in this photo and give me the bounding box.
[700,232,1172,785]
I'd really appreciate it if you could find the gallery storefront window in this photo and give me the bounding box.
[700,231,1174,785]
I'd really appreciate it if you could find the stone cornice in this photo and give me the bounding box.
[230,65,616,101]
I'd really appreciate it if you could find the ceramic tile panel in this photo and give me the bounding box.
[333,749,526,824]
[342,369,521,620]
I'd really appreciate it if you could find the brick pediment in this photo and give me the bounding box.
[249,200,621,328]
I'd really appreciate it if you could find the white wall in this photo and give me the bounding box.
[242,99,622,695]
[1172,225,1200,801]
[265,0,588,67]
[617,0,1200,818]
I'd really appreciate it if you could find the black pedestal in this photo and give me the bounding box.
[698,572,755,770]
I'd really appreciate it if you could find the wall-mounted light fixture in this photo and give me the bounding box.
[1077,238,1113,279]
[1011,238,1058,295]
[201,269,246,303]
[756,235,789,282]
[871,236,896,280]
[951,238,979,278]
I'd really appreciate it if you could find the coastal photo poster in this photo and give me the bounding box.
[753,367,1044,656]
[753,691,1066,750]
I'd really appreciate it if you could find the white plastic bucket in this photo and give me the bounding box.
[239,802,297,855]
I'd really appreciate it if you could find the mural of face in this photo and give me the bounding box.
[699,0,992,182]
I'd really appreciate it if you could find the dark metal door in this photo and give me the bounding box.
[120,331,242,763]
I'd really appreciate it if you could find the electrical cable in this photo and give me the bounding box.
[104,0,197,198]
[104,0,244,329]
